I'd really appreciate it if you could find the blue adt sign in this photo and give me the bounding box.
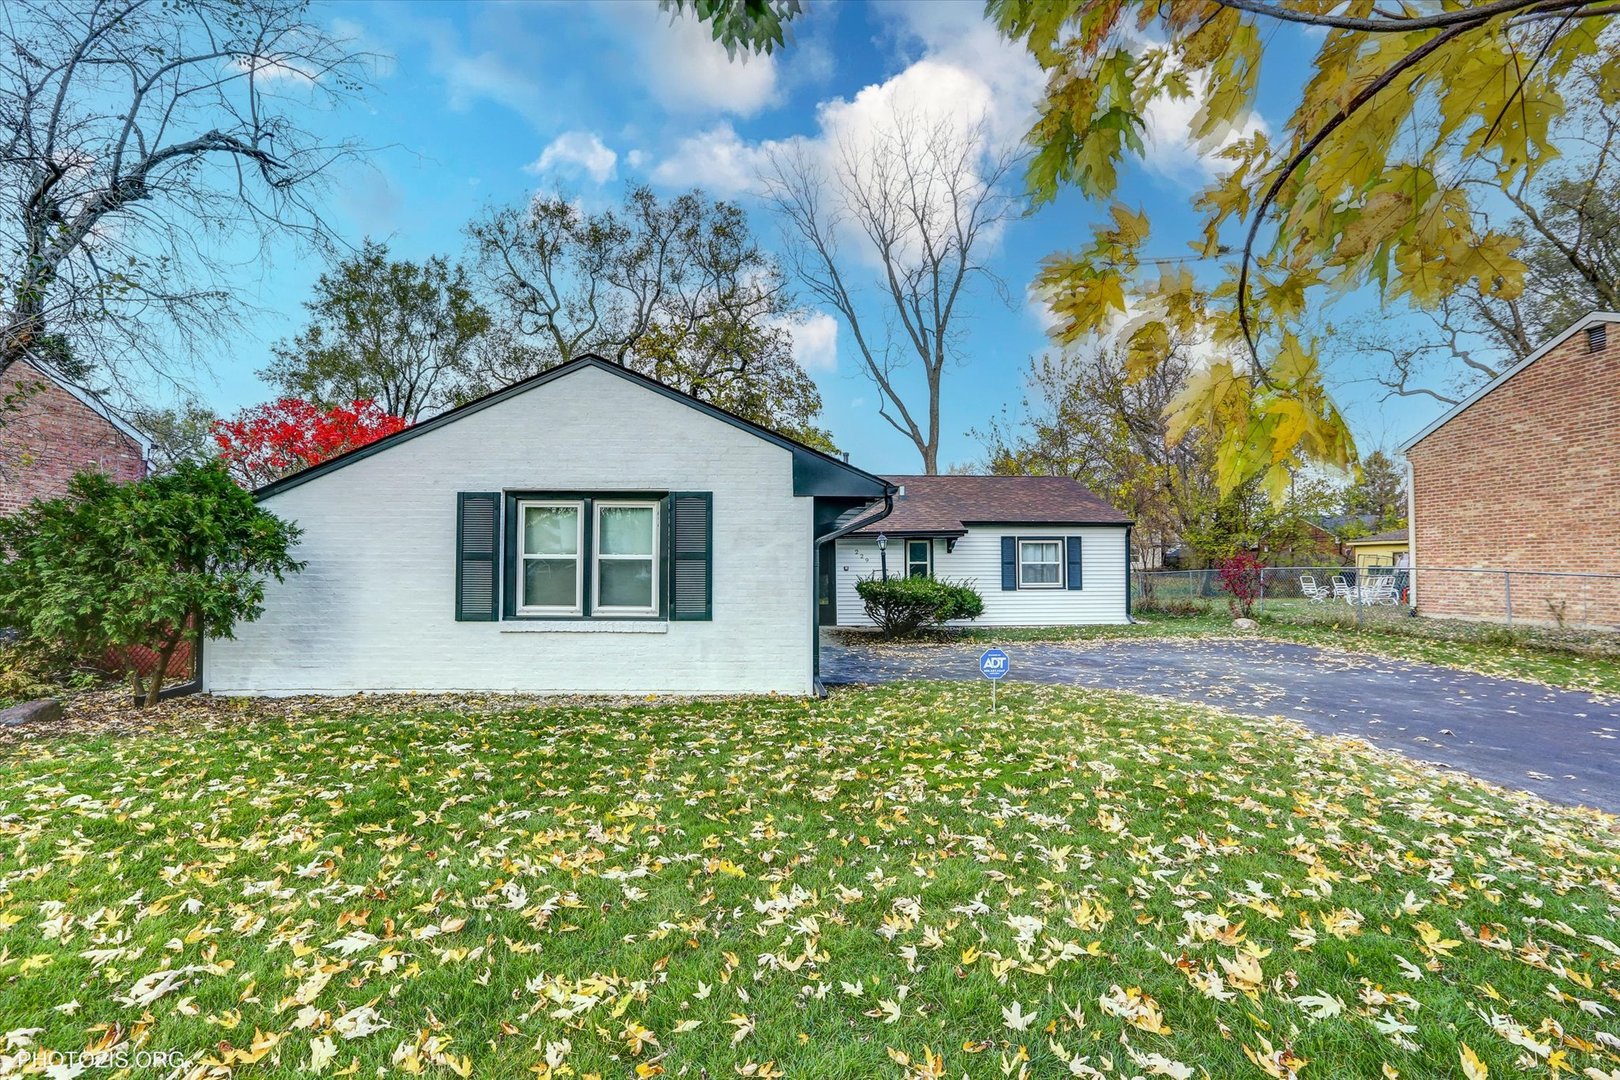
[978,648,1009,680]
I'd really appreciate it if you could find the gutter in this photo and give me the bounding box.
[811,491,897,696]
[818,493,897,546]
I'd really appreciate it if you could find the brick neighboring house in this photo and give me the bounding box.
[1400,310,1620,628]
[0,358,151,517]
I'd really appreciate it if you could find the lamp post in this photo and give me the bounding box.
[876,533,888,581]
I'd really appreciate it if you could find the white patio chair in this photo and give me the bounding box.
[1362,576,1398,606]
[1332,575,1354,603]
[1300,574,1330,602]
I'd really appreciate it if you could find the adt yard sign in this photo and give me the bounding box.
[979,648,1009,711]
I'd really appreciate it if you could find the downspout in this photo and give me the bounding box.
[811,491,896,696]
[1404,457,1417,612]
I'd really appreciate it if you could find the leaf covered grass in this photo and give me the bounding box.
[1,684,1618,1078]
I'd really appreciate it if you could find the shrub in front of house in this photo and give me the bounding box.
[0,460,305,706]
[855,576,984,637]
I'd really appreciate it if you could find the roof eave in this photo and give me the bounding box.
[22,357,153,457]
[252,355,895,501]
[958,518,1136,528]
[1399,309,1620,452]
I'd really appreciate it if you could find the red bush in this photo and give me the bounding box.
[1217,553,1265,618]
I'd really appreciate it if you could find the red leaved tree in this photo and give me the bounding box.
[211,398,408,488]
[1217,553,1265,620]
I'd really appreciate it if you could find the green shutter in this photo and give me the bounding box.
[669,491,713,621]
[456,492,501,621]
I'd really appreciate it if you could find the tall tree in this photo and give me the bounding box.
[1343,449,1407,526]
[263,241,493,422]
[980,0,1617,497]
[211,398,407,489]
[469,185,835,448]
[0,0,373,385]
[761,112,1019,474]
[977,340,1218,567]
[129,402,220,475]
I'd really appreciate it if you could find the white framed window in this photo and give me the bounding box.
[906,539,932,579]
[517,500,584,615]
[594,500,659,616]
[1018,539,1063,588]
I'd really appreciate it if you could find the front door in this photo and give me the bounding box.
[817,541,837,625]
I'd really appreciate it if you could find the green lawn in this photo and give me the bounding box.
[2,685,1618,1078]
[931,607,1620,697]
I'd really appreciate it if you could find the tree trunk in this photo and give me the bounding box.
[143,631,183,708]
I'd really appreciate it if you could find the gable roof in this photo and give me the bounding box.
[1399,310,1620,452]
[1344,527,1409,546]
[252,354,895,501]
[1310,512,1378,539]
[846,474,1130,537]
[15,358,152,458]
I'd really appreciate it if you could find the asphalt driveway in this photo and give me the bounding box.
[822,635,1620,815]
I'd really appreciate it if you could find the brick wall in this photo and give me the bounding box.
[1408,317,1620,628]
[0,360,147,516]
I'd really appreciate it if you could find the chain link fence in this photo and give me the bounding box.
[1135,565,1620,632]
[102,628,202,702]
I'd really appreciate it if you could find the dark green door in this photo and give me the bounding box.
[817,541,837,625]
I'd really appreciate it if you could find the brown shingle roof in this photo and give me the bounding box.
[847,474,1130,536]
[1344,528,1409,545]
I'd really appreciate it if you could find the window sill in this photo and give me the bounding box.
[500,620,669,634]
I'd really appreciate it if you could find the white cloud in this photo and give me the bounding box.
[776,311,839,373]
[875,2,1044,152]
[621,5,780,117]
[650,123,774,196]
[232,52,319,84]
[527,132,618,185]
[397,13,548,126]
[649,2,1044,249]
[330,17,398,80]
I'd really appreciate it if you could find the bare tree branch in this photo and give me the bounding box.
[761,109,1019,473]
[0,0,375,385]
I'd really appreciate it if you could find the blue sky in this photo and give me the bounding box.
[183,0,1443,475]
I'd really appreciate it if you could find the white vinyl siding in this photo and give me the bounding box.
[835,525,1129,627]
[206,364,815,696]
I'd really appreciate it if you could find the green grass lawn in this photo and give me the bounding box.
[2,685,1618,1078]
[932,606,1620,697]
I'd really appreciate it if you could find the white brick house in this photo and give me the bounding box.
[205,357,893,697]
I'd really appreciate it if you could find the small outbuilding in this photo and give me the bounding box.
[1342,528,1409,571]
[828,475,1134,627]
